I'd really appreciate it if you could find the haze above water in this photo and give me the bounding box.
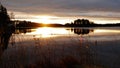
[1,27,120,68]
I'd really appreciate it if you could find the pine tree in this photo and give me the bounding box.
[0,3,11,28]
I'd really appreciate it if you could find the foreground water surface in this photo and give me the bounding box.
[0,27,120,68]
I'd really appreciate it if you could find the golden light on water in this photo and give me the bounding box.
[25,27,120,38]
[94,29,120,33]
[26,27,70,38]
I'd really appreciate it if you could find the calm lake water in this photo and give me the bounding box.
[0,27,120,68]
[13,27,120,42]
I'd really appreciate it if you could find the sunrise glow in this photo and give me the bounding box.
[34,15,58,24]
[13,14,120,24]
[94,29,120,33]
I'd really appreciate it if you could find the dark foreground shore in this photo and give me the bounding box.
[0,35,120,68]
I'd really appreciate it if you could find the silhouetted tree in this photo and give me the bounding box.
[74,19,82,25]
[0,4,14,57]
[73,19,94,26]
[0,4,11,28]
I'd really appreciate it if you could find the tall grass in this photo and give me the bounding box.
[0,34,101,68]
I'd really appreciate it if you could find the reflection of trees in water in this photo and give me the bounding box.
[0,4,15,57]
[14,28,32,34]
[0,27,14,57]
[71,28,94,35]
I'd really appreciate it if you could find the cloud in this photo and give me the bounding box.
[1,0,120,23]
[2,0,120,12]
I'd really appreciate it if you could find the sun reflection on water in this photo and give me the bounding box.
[26,27,70,38]
[23,27,120,38]
[94,29,120,33]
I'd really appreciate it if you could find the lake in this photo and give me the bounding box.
[0,27,120,68]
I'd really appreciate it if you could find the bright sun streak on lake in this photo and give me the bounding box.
[26,27,69,38]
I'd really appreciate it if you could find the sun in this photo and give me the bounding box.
[26,15,70,24]
[40,16,51,24]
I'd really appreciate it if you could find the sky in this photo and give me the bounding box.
[1,0,120,24]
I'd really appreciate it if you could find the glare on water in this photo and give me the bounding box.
[26,27,71,38]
